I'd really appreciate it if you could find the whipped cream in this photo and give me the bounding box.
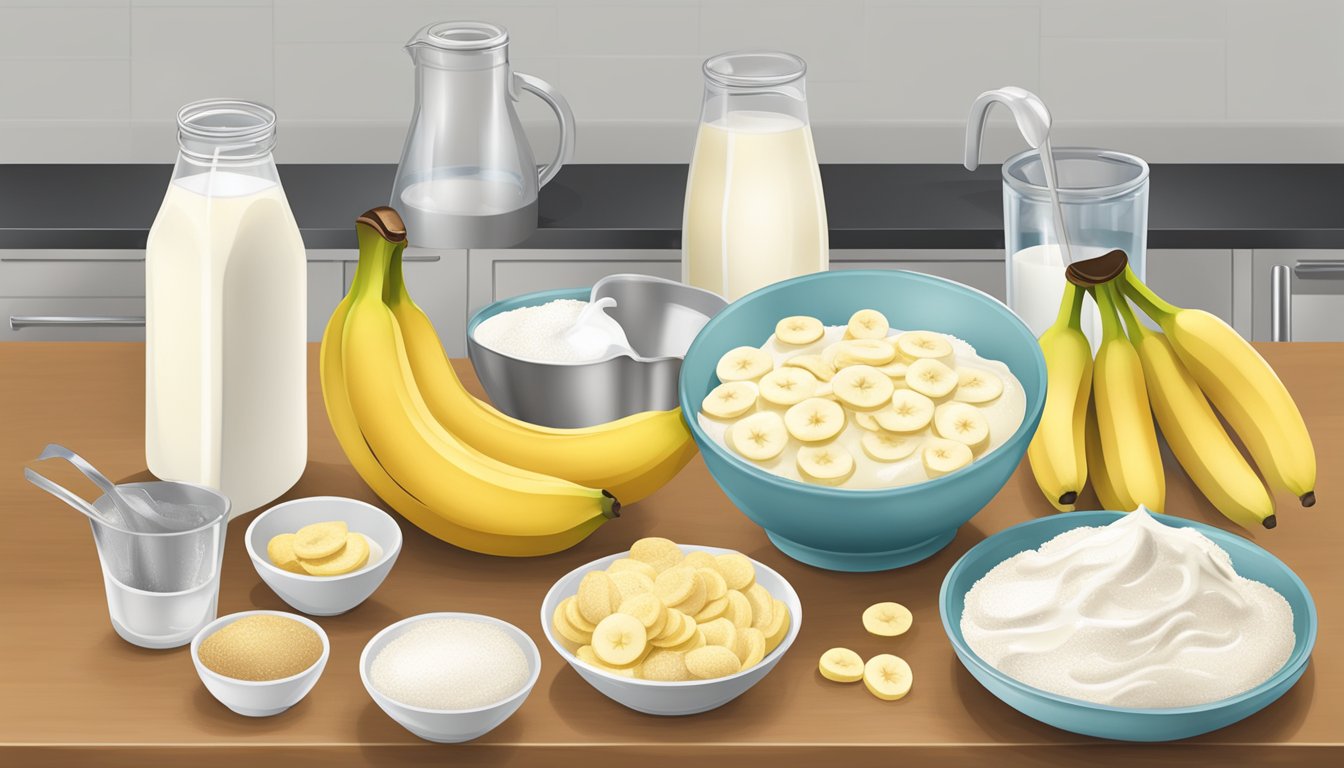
[961,510,1294,708]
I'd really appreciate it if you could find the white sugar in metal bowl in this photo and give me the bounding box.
[360,613,541,743]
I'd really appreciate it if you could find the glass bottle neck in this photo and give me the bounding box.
[176,99,278,163]
[699,80,811,128]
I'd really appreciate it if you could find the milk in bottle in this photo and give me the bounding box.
[145,100,307,517]
[683,52,827,301]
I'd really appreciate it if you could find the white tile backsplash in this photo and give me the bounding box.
[130,5,273,119]
[1042,38,1226,120]
[1041,0,1228,39]
[1226,0,1344,120]
[698,1,863,83]
[866,3,1041,119]
[0,59,129,118]
[0,6,129,59]
[2,0,1344,162]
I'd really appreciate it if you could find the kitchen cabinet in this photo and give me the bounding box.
[467,249,681,316]
[1145,249,1235,325]
[1,249,346,342]
[1251,250,1344,341]
[830,250,1006,299]
[338,248,467,356]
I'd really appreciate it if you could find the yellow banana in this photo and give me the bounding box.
[1027,280,1093,511]
[1113,293,1276,530]
[385,248,696,505]
[339,213,617,541]
[321,289,607,556]
[1121,267,1316,507]
[1084,399,1128,511]
[1090,282,1165,512]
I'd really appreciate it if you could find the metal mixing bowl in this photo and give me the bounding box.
[466,274,726,428]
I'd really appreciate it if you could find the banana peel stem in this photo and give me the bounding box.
[602,491,622,519]
[1119,266,1178,325]
[1110,286,1149,346]
[1054,281,1086,331]
[1091,284,1124,342]
[353,224,402,301]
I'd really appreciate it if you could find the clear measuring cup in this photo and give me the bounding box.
[1002,148,1149,340]
[89,481,230,649]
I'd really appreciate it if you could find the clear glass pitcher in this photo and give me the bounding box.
[683,51,828,301]
[1003,148,1149,341]
[392,21,574,249]
[145,99,307,519]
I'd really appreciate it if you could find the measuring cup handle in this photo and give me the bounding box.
[514,72,575,188]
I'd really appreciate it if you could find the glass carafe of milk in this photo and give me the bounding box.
[1002,148,1149,341]
[683,51,828,301]
[392,21,574,249]
[145,99,307,518]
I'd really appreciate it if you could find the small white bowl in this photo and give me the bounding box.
[191,610,329,717]
[540,544,803,716]
[359,612,542,743]
[245,496,402,616]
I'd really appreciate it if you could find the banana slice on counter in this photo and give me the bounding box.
[906,358,958,399]
[895,331,954,363]
[954,367,1004,404]
[758,366,819,406]
[923,437,973,477]
[831,365,896,411]
[862,601,913,637]
[797,444,855,485]
[701,381,759,419]
[863,654,913,701]
[716,346,773,382]
[845,309,890,340]
[819,647,865,683]
[775,315,825,345]
[730,411,789,461]
[861,430,922,462]
[877,389,935,432]
[784,354,836,382]
[784,397,846,442]
[934,402,990,453]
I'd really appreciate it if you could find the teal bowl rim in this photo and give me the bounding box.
[939,510,1319,717]
[676,269,1048,496]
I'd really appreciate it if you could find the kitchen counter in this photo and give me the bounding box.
[6,164,1344,251]
[2,342,1340,767]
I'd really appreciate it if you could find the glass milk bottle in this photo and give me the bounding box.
[683,51,828,301]
[145,99,307,518]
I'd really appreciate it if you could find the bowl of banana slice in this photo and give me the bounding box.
[679,270,1046,572]
[541,537,801,716]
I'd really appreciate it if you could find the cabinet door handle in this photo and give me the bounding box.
[1270,265,1291,342]
[9,315,146,331]
[1293,260,1344,279]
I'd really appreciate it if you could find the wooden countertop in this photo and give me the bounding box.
[1,343,1340,767]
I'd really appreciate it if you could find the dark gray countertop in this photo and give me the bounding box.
[2,163,1343,251]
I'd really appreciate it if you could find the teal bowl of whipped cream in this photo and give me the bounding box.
[939,510,1317,742]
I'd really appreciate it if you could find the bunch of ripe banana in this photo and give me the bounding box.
[1028,250,1316,530]
[321,208,698,556]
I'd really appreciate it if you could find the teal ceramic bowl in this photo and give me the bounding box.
[677,270,1046,571]
[939,511,1317,742]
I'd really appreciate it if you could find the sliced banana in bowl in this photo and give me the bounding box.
[716,346,774,382]
[702,381,759,420]
[758,366,819,406]
[775,315,825,345]
[730,412,789,462]
[784,397,846,443]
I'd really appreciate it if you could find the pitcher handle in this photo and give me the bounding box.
[515,72,575,188]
